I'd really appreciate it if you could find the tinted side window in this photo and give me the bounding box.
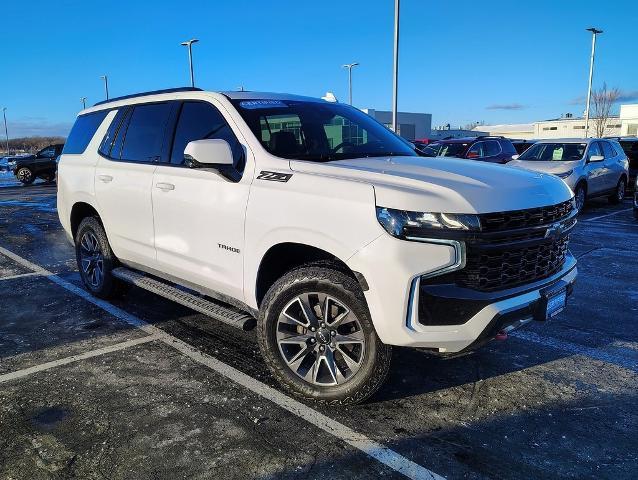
[467,142,485,157]
[39,146,56,158]
[120,103,173,163]
[99,108,128,157]
[588,142,602,158]
[62,110,109,154]
[484,140,501,156]
[170,101,244,172]
[601,141,615,158]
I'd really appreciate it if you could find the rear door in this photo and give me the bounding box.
[94,102,176,267]
[600,140,622,191]
[151,100,251,300]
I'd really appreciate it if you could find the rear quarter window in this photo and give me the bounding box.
[62,110,109,154]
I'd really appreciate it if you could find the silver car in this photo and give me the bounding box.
[508,138,629,212]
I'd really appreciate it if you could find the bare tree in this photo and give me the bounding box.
[591,83,620,138]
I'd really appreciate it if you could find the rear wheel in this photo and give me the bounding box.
[574,183,587,213]
[75,217,123,299]
[16,167,35,184]
[258,262,391,405]
[608,177,626,204]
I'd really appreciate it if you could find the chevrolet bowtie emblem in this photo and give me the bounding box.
[544,222,563,239]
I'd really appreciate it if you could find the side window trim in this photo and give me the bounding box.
[99,101,177,165]
[167,100,244,173]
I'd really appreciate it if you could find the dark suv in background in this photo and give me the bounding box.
[607,137,638,191]
[419,136,517,163]
[7,143,64,184]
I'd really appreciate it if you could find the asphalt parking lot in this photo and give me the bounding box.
[0,178,636,479]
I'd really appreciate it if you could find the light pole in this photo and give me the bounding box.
[392,0,400,133]
[80,97,87,109]
[100,75,109,100]
[342,62,359,105]
[181,39,199,88]
[584,27,603,138]
[2,108,9,155]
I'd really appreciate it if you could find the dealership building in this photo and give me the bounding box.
[361,109,432,141]
[475,103,638,139]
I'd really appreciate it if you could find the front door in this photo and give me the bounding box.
[584,141,607,195]
[151,100,251,300]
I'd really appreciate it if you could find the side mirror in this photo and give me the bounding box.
[183,139,234,170]
[588,154,604,163]
[511,154,520,160]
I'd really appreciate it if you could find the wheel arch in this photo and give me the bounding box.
[70,201,103,239]
[254,242,363,308]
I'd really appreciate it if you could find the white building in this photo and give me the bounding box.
[473,123,535,139]
[362,109,432,141]
[620,104,638,136]
[475,103,638,140]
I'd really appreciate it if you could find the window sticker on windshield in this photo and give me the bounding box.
[239,100,287,109]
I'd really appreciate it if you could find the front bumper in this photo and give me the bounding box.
[348,228,577,353]
[409,254,577,352]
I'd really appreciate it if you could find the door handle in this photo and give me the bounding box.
[156,182,175,191]
[98,174,113,183]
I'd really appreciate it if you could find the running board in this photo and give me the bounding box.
[112,267,256,331]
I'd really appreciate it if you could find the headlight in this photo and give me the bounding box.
[376,207,481,240]
[556,170,573,179]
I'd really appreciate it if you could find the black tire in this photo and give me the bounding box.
[16,167,35,184]
[574,183,587,213]
[74,216,122,299]
[40,172,55,183]
[608,177,626,204]
[258,261,392,406]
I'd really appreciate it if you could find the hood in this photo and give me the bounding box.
[507,159,581,176]
[290,156,573,214]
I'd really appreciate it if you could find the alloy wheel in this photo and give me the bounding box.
[79,231,104,288]
[617,179,626,201]
[17,168,32,183]
[575,187,586,212]
[276,293,366,386]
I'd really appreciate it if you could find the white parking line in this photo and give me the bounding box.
[0,245,444,480]
[511,330,638,373]
[0,271,43,281]
[0,335,160,384]
[583,207,633,222]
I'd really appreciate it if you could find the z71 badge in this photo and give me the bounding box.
[257,171,292,182]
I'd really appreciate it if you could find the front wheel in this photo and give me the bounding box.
[258,262,392,406]
[574,183,586,213]
[608,177,626,204]
[16,167,35,184]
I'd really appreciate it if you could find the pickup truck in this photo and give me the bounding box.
[57,88,578,405]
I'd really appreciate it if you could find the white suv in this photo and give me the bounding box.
[58,88,578,405]
[508,138,629,212]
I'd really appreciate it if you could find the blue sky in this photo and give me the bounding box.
[1,0,637,137]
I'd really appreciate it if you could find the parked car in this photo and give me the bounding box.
[511,139,536,155]
[606,137,638,191]
[508,138,629,212]
[57,88,577,405]
[419,136,518,163]
[7,144,64,184]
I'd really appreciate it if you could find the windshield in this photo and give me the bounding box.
[518,142,586,161]
[231,99,416,161]
[419,142,468,158]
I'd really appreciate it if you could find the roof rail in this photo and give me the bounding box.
[93,87,203,106]
[475,135,505,140]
